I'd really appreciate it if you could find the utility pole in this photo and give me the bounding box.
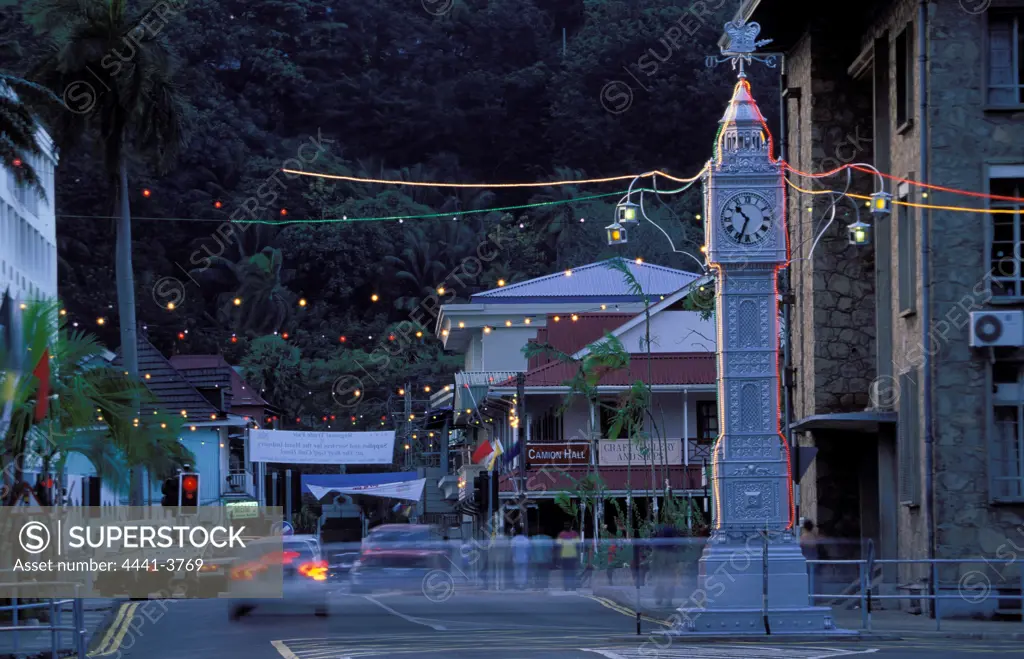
[516,373,526,531]
[403,382,412,469]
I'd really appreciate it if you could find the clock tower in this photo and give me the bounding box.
[675,21,841,635]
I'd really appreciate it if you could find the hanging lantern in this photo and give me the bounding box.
[606,221,628,245]
[848,220,871,246]
[616,200,640,226]
[870,191,892,215]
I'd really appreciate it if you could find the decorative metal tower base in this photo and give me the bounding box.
[670,20,850,637]
[673,532,842,635]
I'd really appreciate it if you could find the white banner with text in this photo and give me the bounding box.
[249,430,395,464]
[598,438,684,466]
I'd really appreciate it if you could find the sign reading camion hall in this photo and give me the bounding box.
[526,443,590,466]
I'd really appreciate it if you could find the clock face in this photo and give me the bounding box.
[719,192,775,245]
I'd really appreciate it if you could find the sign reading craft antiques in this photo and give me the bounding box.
[598,438,683,466]
[249,429,395,465]
[526,443,590,466]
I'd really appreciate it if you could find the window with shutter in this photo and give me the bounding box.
[991,362,1024,501]
[988,12,1024,107]
[898,370,920,505]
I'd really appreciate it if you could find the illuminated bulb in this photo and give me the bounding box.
[371,294,379,302]
[922,193,928,199]
[12,158,21,167]
[571,314,578,322]
[424,386,431,392]
[19,303,26,310]
[339,336,347,342]
[524,318,531,324]
[166,302,175,310]
[600,304,607,310]
[408,414,414,420]
[580,218,585,223]
[298,298,307,307]
[280,208,288,216]
[416,331,423,338]
[214,200,223,209]
[220,443,225,448]
[161,423,167,429]
[353,389,361,397]
[483,326,492,334]
[458,321,465,328]
[282,332,289,339]
[178,332,185,340]
[59,309,66,316]
[233,297,242,306]
[497,279,506,287]
[695,214,701,220]
[404,444,411,450]
[505,320,512,327]
[437,287,446,295]
[554,315,561,322]
[635,257,643,264]
[442,329,449,337]
[97,317,106,325]
[181,410,187,416]
[190,426,196,431]
[700,246,707,253]
[399,388,405,395]
[144,374,151,379]
[565,269,572,277]
[142,189,151,197]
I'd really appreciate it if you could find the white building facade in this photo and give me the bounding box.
[1,125,59,302]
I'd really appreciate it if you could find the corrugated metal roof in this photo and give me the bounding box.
[528,313,634,370]
[505,352,717,387]
[471,258,700,302]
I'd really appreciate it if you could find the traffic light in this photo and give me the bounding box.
[179,473,199,511]
[161,477,179,508]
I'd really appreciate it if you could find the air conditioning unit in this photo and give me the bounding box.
[969,311,1024,347]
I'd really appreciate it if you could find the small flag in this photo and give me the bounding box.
[486,440,504,472]
[472,439,496,465]
[33,349,50,422]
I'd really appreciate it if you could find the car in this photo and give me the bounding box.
[327,551,360,583]
[226,536,330,620]
[350,524,449,594]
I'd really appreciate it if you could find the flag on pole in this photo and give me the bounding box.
[486,440,504,472]
[33,349,50,422]
[471,439,497,465]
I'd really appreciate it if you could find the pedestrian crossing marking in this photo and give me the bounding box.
[582,647,879,659]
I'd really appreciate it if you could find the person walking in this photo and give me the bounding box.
[652,524,680,607]
[800,519,821,592]
[511,527,531,590]
[530,530,554,590]
[556,522,580,591]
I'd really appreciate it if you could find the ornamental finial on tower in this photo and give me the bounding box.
[706,21,777,77]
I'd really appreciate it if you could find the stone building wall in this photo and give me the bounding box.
[783,23,878,535]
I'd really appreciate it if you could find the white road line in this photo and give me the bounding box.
[584,647,879,659]
[270,640,303,659]
[364,595,448,631]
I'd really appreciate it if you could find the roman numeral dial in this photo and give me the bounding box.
[719,192,775,245]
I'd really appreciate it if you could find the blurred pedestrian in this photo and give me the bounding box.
[530,530,554,590]
[556,522,580,591]
[511,527,530,590]
[652,524,680,607]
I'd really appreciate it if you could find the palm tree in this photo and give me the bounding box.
[193,247,294,336]
[25,0,190,504]
[1,299,191,504]
[0,73,50,194]
[384,228,447,311]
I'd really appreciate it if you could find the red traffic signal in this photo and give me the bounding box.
[179,473,199,510]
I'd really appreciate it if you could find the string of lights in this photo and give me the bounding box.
[784,162,1024,204]
[279,167,707,188]
[785,178,1021,214]
[55,183,702,227]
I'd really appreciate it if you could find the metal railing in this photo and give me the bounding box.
[808,555,1024,631]
[224,469,255,497]
[0,582,88,659]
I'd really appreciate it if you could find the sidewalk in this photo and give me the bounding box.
[592,583,1024,640]
[0,599,114,658]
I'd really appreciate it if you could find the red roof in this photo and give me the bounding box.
[500,465,702,492]
[508,352,716,387]
[528,313,635,370]
[168,355,269,407]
